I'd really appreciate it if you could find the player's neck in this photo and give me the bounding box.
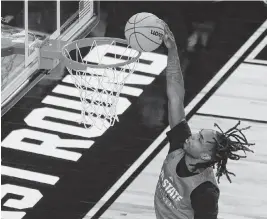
[184,155,204,174]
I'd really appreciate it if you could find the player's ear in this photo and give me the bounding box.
[200,153,211,161]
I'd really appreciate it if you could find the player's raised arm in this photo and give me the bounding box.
[163,24,185,128]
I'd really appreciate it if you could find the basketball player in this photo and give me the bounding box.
[154,23,254,219]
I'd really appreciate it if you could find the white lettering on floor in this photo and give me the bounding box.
[1,44,168,216]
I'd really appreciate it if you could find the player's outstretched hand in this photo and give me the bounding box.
[159,20,176,50]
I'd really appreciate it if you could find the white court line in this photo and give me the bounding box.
[245,35,267,65]
[84,19,267,219]
[1,166,59,185]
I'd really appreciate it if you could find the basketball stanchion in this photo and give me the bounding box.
[39,37,141,129]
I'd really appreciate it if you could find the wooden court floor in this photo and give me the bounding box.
[87,22,267,219]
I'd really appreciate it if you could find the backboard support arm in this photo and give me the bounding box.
[39,39,67,69]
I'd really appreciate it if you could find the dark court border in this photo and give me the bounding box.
[243,61,267,66]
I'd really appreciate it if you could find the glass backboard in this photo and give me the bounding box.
[1,0,100,107]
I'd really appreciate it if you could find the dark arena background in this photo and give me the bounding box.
[1,1,267,219]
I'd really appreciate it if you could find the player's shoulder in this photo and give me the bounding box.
[167,119,191,139]
[167,120,191,154]
[167,148,184,159]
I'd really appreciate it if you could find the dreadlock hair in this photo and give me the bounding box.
[191,121,255,183]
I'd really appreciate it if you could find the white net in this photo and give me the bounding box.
[63,39,140,129]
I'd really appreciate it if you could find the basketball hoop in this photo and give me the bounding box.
[40,37,141,129]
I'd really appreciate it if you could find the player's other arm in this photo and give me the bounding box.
[192,183,220,219]
[164,25,185,129]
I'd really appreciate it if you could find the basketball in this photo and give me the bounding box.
[124,12,165,52]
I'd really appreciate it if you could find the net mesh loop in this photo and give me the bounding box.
[62,38,141,129]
